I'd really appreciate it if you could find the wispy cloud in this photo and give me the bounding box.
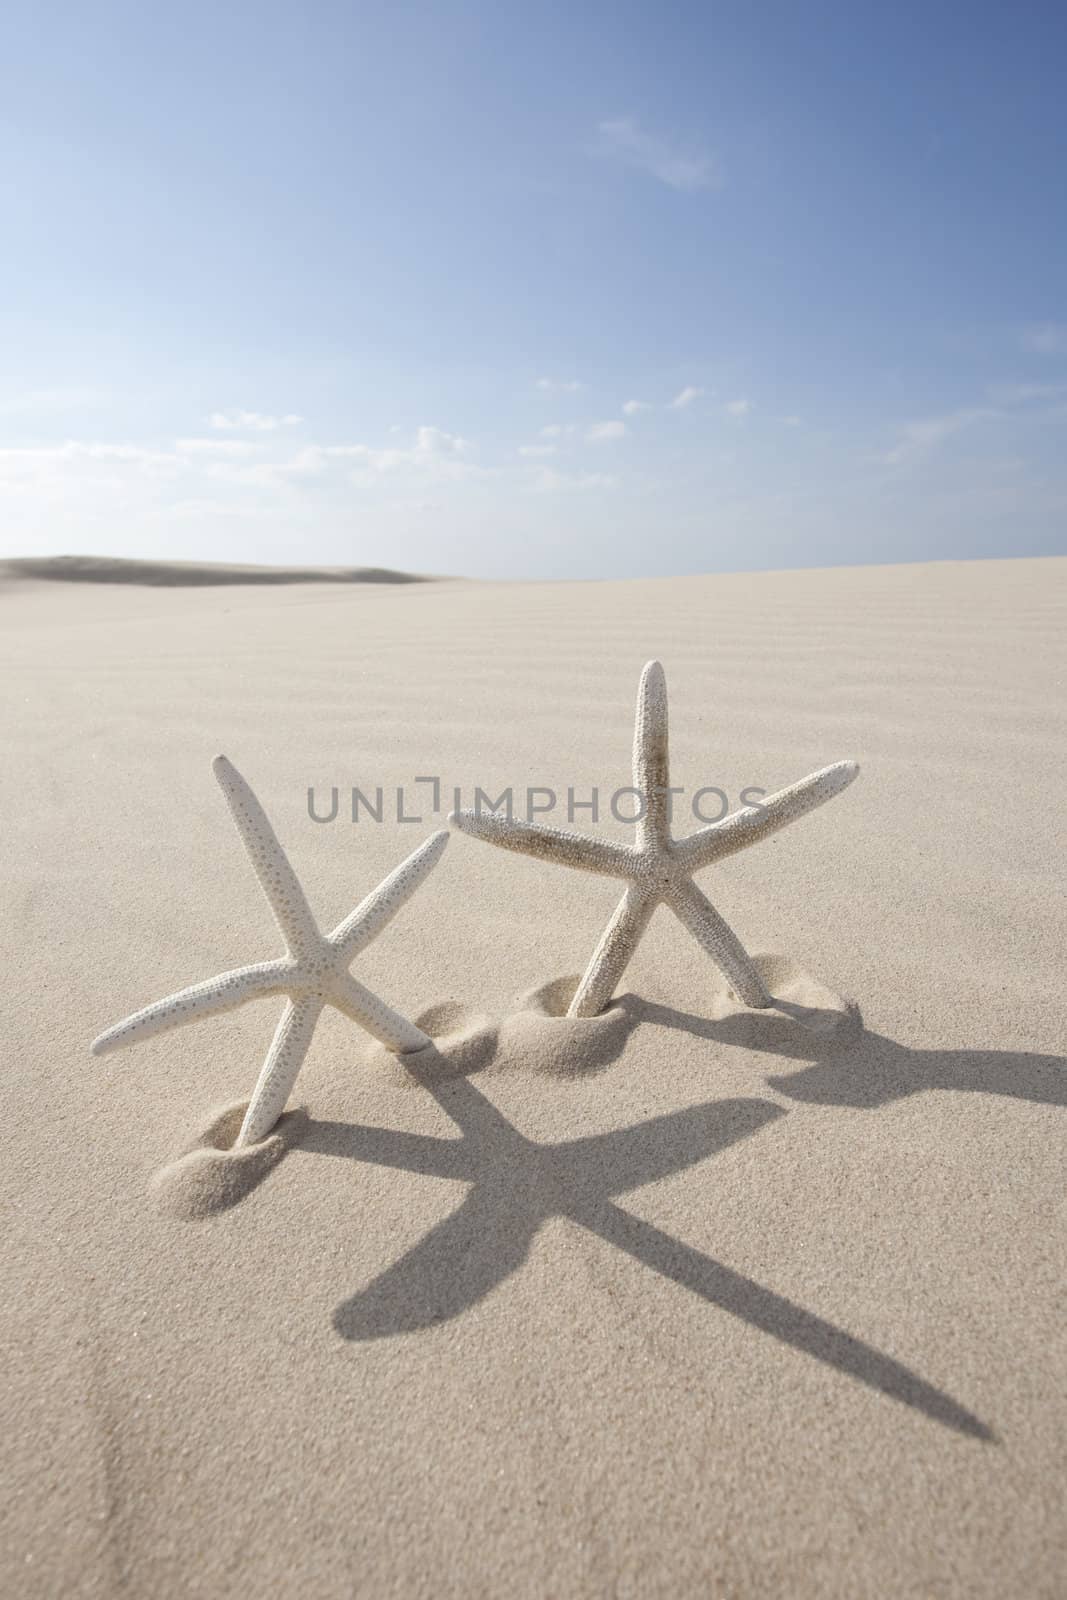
[174,438,262,457]
[783,415,801,427]
[1021,323,1067,356]
[535,377,582,393]
[669,386,703,410]
[0,441,178,482]
[334,426,473,480]
[882,379,1067,469]
[587,420,626,441]
[595,118,720,192]
[414,425,467,457]
[984,381,1067,407]
[725,398,752,417]
[210,446,328,487]
[622,399,650,415]
[528,467,616,493]
[518,443,556,458]
[209,410,303,431]
[881,407,994,466]
[187,426,476,491]
[0,385,109,418]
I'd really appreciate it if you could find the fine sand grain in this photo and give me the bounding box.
[1,556,1064,1597]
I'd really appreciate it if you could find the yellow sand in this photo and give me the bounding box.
[1,557,1064,1597]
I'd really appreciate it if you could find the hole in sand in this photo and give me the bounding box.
[749,953,858,1038]
[494,976,632,1077]
[369,1000,500,1085]
[522,974,581,1019]
[612,954,860,1057]
[151,1102,307,1220]
[492,959,856,1080]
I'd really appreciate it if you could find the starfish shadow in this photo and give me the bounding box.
[624,997,1067,1110]
[297,1075,992,1440]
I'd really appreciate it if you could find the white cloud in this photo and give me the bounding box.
[413,425,468,457]
[0,385,108,418]
[622,399,650,415]
[178,426,475,491]
[595,118,720,192]
[587,420,627,441]
[881,380,1067,469]
[725,398,752,417]
[207,446,329,487]
[1022,323,1067,356]
[528,467,617,493]
[280,447,330,476]
[518,444,557,457]
[984,381,1067,406]
[0,419,493,553]
[535,378,582,392]
[0,441,178,482]
[163,497,272,521]
[783,415,801,427]
[334,425,476,483]
[881,407,994,466]
[209,410,303,431]
[669,386,703,410]
[174,438,262,457]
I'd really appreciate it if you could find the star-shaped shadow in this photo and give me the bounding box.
[621,997,1067,1111]
[297,1075,992,1439]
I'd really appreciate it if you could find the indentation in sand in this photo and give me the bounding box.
[710,952,859,1039]
[367,1000,499,1085]
[152,965,855,1218]
[494,976,632,1077]
[152,1102,308,1219]
[494,958,857,1078]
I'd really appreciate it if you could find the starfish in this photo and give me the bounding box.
[91,756,448,1146]
[451,661,858,1017]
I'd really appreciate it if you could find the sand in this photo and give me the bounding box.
[1,555,1064,1597]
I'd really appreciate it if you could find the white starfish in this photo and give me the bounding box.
[451,661,858,1017]
[91,757,448,1146]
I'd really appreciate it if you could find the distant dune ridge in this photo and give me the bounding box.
[0,553,434,587]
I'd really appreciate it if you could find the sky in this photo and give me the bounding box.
[2,0,1066,579]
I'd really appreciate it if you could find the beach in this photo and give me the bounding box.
[2,554,1065,1597]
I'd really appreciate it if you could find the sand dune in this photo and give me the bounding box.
[1,555,1064,1597]
[0,553,434,586]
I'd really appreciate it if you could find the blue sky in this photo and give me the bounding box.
[2,0,1065,578]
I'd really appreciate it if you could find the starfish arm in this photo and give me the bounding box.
[329,971,431,1054]
[328,830,449,959]
[236,995,323,1146]
[569,883,656,1017]
[212,756,322,958]
[449,809,635,879]
[632,659,672,851]
[90,961,290,1057]
[666,876,771,1008]
[676,760,860,872]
